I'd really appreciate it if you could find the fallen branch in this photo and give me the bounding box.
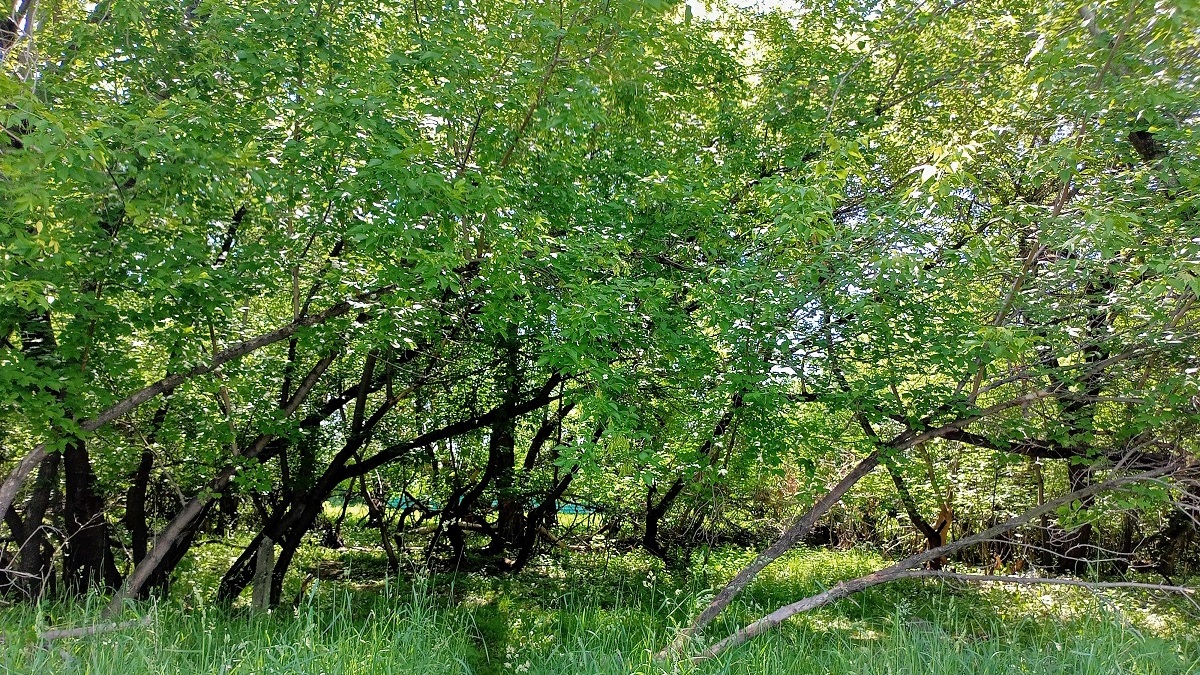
[654,450,882,659]
[537,525,568,549]
[657,388,1081,660]
[688,463,1184,662]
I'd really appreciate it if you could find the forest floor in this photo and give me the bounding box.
[1,544,1197,674]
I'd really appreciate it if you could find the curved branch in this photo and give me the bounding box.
[691,463,1184,661]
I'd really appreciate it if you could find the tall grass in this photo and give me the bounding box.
[1,579,472,674]
[1,548,1196,674]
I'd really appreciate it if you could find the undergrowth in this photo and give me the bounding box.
[1,548,1196,674]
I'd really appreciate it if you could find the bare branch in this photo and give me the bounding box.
[689,464,1185,661]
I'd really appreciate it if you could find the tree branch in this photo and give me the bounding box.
[690,463,1185,661]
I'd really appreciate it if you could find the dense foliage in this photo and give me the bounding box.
[1,0,1197,645]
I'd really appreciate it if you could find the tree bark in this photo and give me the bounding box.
[124,447,154,565]
[1,452,59,598]
[644,478,685,559]
[882,457,947,565]
[359,474,400,572]
[251,536,275,612]
[123,401,169,566]
[510,465,578,571]
[62,438,121,593]
[489,332,524,553]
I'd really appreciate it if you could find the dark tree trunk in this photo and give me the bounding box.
[220,439,364,604]
[1030,458,1055,567]
[2,452,60,598]
[215,490,239,535]
[510,466,577,571]
[883,458,947,568]
[62,438,121,593]
[124,448,154,564]
[1153,494,1199,578]
[323,488,353,548]
[125,400,170,564]
[644,478,684,559]
[269,494,330,606]
[14,309,119,594]
[432,472,498,565]
[359,474,400,572]
[428,334,526,562]
[490,331,524,552]
[506,408,586,571]
[1049,276,1113,572]
[489,416,522,552]
[226,352,388,605]
[102,354,342,614]
[217,503,301,604]
[218,478,331,607]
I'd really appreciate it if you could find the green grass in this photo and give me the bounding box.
[2,548,1197,674]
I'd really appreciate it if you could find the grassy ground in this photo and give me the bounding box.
[2,546,1197,674]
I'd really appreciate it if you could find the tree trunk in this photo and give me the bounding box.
[644,478,684,559]
[2,452,60,598]
[214,490,239,536]
[490,330,524,553]
[359,474,400,572]
[883,457,946,567]
[105,354,339,615]
[124,448,154,565]
[62,438,121,593]
[251,536,275,612]
[644,396,743,560]
[269,496,328,606]
[510,465,578,571]
[217,505,300,604]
